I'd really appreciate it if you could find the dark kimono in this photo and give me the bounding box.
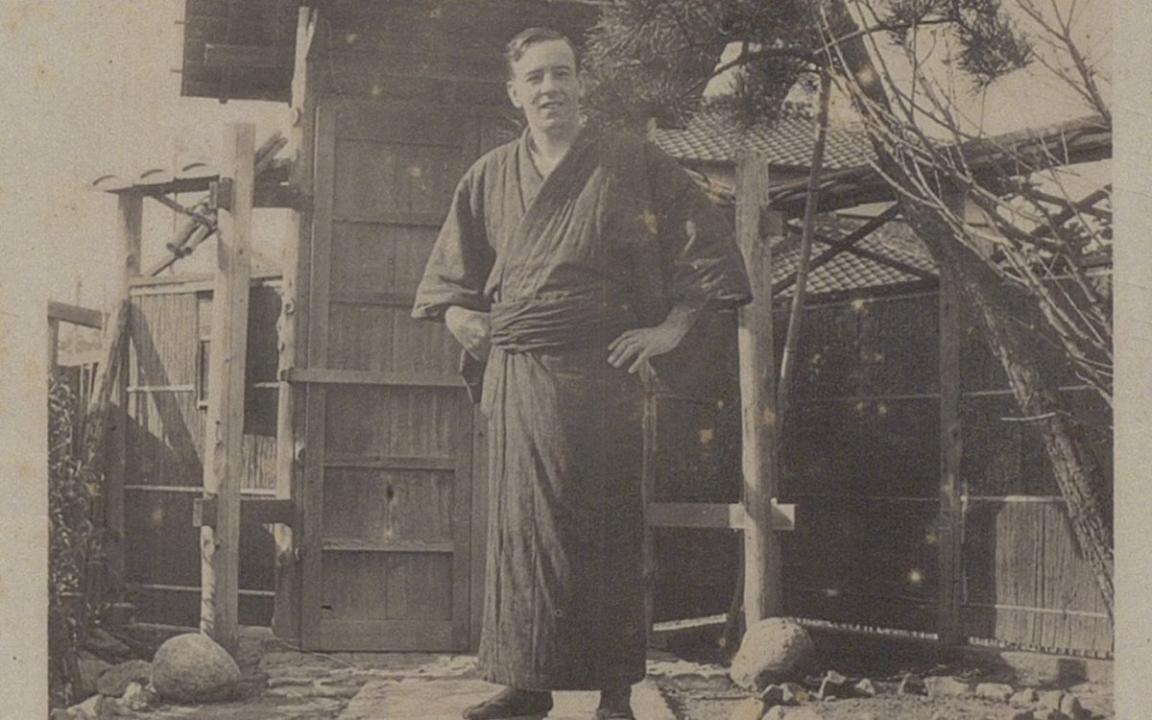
[412,127,750,689]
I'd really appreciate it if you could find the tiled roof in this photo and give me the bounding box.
[770,225,937,298]
[650,111,873,170]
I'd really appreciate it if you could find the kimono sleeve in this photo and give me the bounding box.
[646,143,752,310]
[411,165,495,321]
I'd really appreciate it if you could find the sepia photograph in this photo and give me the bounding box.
[2,0,1148,718]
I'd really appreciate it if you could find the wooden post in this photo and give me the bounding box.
[937,195,966,645]
[201,123,256,654]
[272,5,317,643]
[47,318,59,378]
[106,193,142,564]
[736,155,783,624]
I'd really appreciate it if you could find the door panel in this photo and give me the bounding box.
[298,101,485,650]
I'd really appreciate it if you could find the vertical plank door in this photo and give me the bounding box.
[296,101,490,651]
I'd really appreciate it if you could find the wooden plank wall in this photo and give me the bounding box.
[956,286,1113,655]
[123,281,281,627]
[778,287,1113,655]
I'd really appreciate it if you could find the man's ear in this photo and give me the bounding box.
[506,81,523,110]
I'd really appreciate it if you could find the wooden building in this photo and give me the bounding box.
[97,0,1112,659]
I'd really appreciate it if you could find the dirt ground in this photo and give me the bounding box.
[77,626,1112,720]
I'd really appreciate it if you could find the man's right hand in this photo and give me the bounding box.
[444,306,491,360]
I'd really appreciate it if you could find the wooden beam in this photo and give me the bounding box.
[736,155,784,624]
[936,194,965,645]
[192,496,296,528]
[834,237,940,279]
[282,367,461,388]
[47,301,104,329]
[646,501,795,531]
[772,204,901,296]
[200,123,255,655]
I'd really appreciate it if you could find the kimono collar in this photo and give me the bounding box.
[519,123,596,175]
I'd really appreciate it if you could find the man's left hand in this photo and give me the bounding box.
[608,323,689,374]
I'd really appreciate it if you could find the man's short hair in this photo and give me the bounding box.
[504,27,580,79]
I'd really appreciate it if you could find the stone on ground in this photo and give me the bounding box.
[67,694,104,720]
[897,673,926,695]
[75,650,114,699]
[975,681,1014,702]
[853,678,877,697]
[1059,693,1087,720]
[1034,709,1071,720]
[1010,710,1036,720]
[1011,688,1040,706]
[96,658,152,697]
[730,618,816,691]
[1037,690,1066,710]
[730,696,767,720]
[151,632,242,703]
[119,681,157,711]
[924,675,972,697]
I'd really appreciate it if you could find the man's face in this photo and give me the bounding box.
[506,39,583,136]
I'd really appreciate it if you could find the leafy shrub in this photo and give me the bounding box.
[48,378,104,707]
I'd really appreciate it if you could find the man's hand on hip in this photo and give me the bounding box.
[608,299,703,375]
[445,306,491,360]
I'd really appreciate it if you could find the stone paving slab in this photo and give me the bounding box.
[339,678,675,720]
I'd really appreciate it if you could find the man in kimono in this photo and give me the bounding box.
[412,27,751,720]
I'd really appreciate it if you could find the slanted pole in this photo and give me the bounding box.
[736,155,784,624]
[201,123,255,654]
[936,192,966,645]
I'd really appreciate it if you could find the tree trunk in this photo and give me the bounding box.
[823,1,1114,613]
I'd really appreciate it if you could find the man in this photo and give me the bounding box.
[412,27,751,720]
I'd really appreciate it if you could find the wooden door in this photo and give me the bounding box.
[296,100,493,651]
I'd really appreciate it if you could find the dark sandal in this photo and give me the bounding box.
[463,687,554,720]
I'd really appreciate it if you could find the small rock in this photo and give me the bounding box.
[730,618,817,691]
[151,632,242,703]
[780,682,809,704]
[1010,711,1035,720]
[96,659,152,697]
[761,684,786,706]
[1034,710,1070,720]
[729,696,766,720]
[924,675,972,697]
[853,678,877,697]
[68,694,103,720]
[120,681,157,712]
[1037,690,1065,710]
[898,673,926,695]
[763,707,788,720]
[75,651,114,699]
[1011,688,1040,707]
[1059,694,1087,720]
[975,682,1014,703]
[49,709,71,720]
[817,670,848,700]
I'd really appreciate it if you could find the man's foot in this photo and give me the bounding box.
[462,687,553,720]
[595,685,635,720]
